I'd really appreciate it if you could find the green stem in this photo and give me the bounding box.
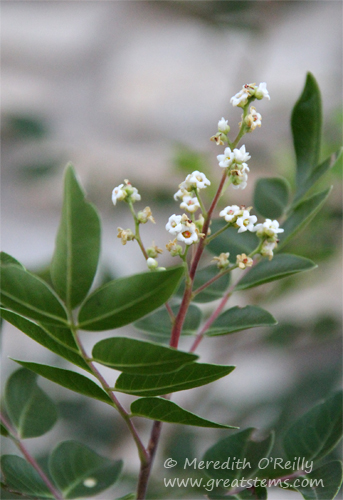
[69,320,149,465]
[205,222,231,244]
[195,190,207,217]
[0,414,63,500]
[128,201,149,260]
[231,105,249,148]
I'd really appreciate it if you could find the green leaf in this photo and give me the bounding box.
[293,461,343,500]
[283,391,343,462]
[78,266,184,331]
[1,455,54,498]
[235,254,317,291]
[49,441,122,499]
[134,304,202,338]
[131,398,237,429]
[278,187,332,248]
[254,177,291,219]
[4,368,58,439]
[208,485,267,500]
[115,362,235,396]
[12,360,112,406]
[203,428,274,481]
[0,309,90,372]
[294,148,342,203]
[205,306,277,337]
[0,264,68,325]
[92,337,198,374]
[0,423,9,437]
[0,252,24,268]
[50,164,101,309]
[292,73,322,188]
[115,494,136,500]
[177,265,230,303]
[207,222,259,262]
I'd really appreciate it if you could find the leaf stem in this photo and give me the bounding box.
[69,322,149,465]
[128,201,149,260]
[0,413,63,500]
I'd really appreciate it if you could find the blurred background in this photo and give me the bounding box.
[1,2,342,499]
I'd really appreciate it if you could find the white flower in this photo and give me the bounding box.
[236,253,253,269]
[176,223,199,245]
[217,147,235,168]
[147,257,158,270]
[233,145,251,164]
[130,187,141,202]
[186,171,211,190]
[261,240,277,260]
[236,210,257,233]
[230,83,255,107]
[219,205,241,223]
[180,195,200,213]
[246,106,262,130]
[112,184,126,205]
[241,163,250,173]
[255,82,270,101]
[232,171,248,190]
[174,188,189,201]
[212,252,230,269]
[254,219,284,237]
[218,117,230,134]
[165,214,183,235]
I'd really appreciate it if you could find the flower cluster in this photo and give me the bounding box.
[217,145,251,189]
[174,171,210,213]
[112,179,141,206]
[166,214,203,247]
[230,82,270,108]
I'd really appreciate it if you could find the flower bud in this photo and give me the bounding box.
[147,257,159,270]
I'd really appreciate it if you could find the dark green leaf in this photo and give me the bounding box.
[49,441,122,499]
[254,177,291,219]
[115,362,235,396]
[206,306,277,337]
[207,222,259,262]
[12,360,112,406]
[203,429,274,481]
[294,148,342,203]
[0,252,24,268]
[134,304,202,338]
[4,368,58,439]
[293,461,343,500]
[0,264,68,325]
[78,266,184,331]
[115,494,136,500]
[131,397,237,429]
[278,188,332,248]
[1,455,53,498]
[50,164,101,309]
[0,423,9,437]
[235,254,317,291]
[177,265,230,302]
[283,391,343,462]
[0,309,91,373]
[92,337,197,374]
[292,73,322,188]
[208,485,267,500]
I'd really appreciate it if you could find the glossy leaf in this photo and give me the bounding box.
[293,461,343,500]
[131,397,237,429]
[13,360,112,406]
[254,177,291,219]
[50,164,101,309]
[235,254,316,291]
[134,304,202,338]
[207,222,259,262]
[283,391,343,462]
[49,440,123,499]
[1,455,53,498]
[92,337,198,374]
[294,148,342,203]
[0,252,24,268]
[0,309,91,373]
[78,266,184,331]
[177,265,230,303]
[292,73,322,187]
[115,362,235,396]
[0,264,68,325]
[206,306,277,337]
[4,368,58,439]
[203,428,274,481]
[278,187,332,248]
